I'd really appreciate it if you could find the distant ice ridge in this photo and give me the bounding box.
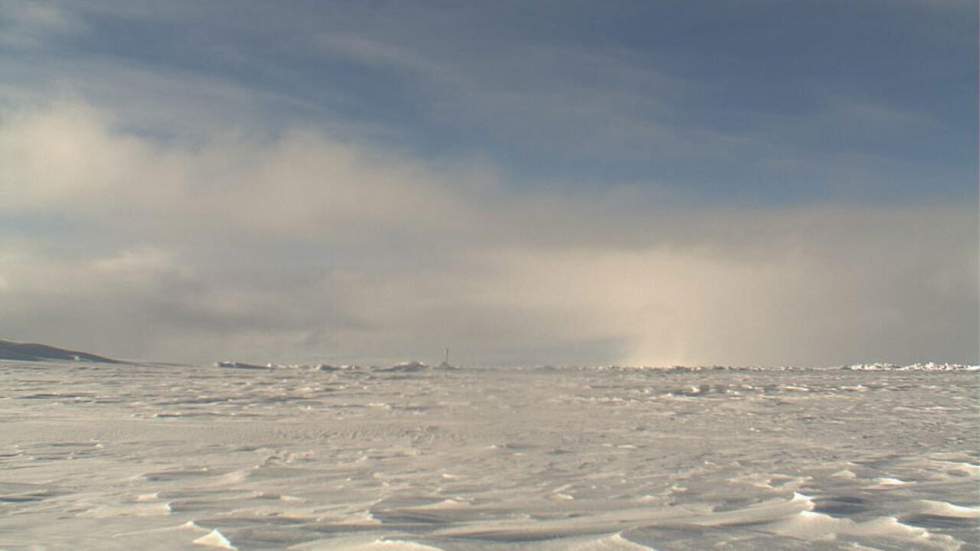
[558,365,794,372]
[374,360,431,372]
[215,361,370,371]
[533,362,979,372]
[215,360,458,372]
[212,360,978,372]
[214,361,270,370]
[841,362,979,371]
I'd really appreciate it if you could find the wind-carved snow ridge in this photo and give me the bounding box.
[193,528,236,549]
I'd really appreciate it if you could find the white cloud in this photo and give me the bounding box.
[0,101,975,365]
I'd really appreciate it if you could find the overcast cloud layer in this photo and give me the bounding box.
[0,1,976,366]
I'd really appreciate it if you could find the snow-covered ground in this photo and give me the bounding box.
[0,362,977,550]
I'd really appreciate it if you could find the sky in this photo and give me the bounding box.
[0,0,976,366]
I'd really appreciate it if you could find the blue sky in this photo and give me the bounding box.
[6,1,976,200]
[0,1,976,365]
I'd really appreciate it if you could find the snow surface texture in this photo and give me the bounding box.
[0,362,977,550]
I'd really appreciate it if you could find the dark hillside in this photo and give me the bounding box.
[0,339,119,363]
